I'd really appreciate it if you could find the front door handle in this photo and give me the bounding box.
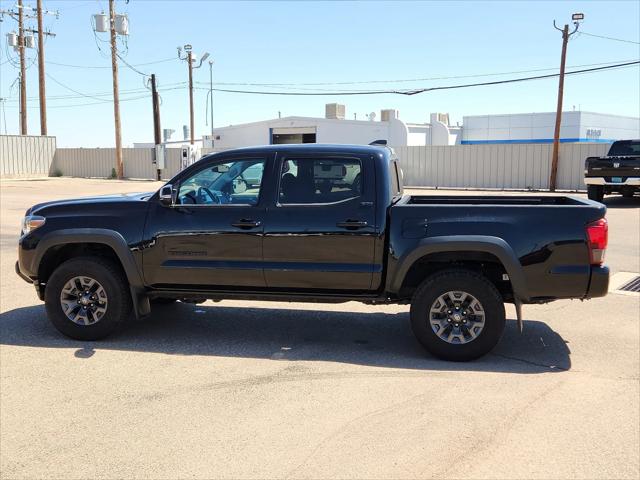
[231,219,261,229]
[336,220,368,230]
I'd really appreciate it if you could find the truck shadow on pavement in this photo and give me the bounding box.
[601,195,640,209]
[0,303,571,374]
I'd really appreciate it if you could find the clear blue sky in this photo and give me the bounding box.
[1,0,639,147]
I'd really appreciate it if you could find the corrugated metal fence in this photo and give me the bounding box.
[52,148,185,180]
[0,135,57,178]
[5,139,611,191]
[394,143,610,191]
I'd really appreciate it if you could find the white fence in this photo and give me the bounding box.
[395,143,610,191]
[9,141,611,191]
[0,135,57,178]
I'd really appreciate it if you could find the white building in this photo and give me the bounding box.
[462,111,640,144]
[141,106,638,151]
[206,104,462,150]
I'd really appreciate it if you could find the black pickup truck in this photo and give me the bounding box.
[585,139,640,202]
[16,144,609,361]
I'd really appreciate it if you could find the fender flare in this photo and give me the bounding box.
[388,235,529,302]
[33,229,150,316]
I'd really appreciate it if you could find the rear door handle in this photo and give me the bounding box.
[231,219,261,229]
[336,220,368,230]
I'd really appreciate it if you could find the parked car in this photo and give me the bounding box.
[585,139,640,202]
[16,144,609,361]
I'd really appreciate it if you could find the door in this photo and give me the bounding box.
[143,154,270,289]
[263,153,378,290]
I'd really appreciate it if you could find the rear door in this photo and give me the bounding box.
[262,153,378,290]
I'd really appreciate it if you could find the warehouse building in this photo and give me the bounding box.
[166,104,638,151]
[204,104,462,149]
[461,111,639,144]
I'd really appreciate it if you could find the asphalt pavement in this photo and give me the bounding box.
[1,178,638,479]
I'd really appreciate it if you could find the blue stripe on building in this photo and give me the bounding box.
[461,138,616,145]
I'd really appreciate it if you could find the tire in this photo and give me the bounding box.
[44,256,132,340]
[151,297,178,305]
[410,269,506,361]
[587,185,604,202]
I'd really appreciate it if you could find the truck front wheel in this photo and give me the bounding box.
[44,256,132,340]
[587,185,604,202]
[410,269,506,361]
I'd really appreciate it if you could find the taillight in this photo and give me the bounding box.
[586,218,608,265]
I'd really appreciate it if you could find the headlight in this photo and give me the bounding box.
[21,215,46,236]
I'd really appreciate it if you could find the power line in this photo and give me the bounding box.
[579,31,640,45]
[45,72,113,102]
[46,57,176,69]
[116,52,149,77]
[193,59,640,87]
[5,60,637,108]
[4,81,188,102]
[3,94,150,109]
[195,60,640,96]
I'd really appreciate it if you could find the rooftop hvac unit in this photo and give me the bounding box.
[381,109,398,122]
[163,128,175,142]
[325,103,345,120]
[93,13,108,32]
[437,113,450,126]
[6,32,17,47]
[24,34,35,49]
[115,14,129,35]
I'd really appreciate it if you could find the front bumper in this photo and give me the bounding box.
[586,265,609,299]
[584,177,640,186]
[15,260,33,284]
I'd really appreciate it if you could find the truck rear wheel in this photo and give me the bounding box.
[410,269,505,361]
[44,256,131,340]
[587,185,604,202]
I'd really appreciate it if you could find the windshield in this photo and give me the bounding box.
[608,140,640,156]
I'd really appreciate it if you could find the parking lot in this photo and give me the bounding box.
[0,177,638,479]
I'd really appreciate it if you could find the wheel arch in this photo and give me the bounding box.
[389,235,529,302]
[33,229,149,316]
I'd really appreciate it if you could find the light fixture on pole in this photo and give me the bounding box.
[178,46,209,145]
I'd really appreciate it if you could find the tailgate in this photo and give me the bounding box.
[586,156,640,178]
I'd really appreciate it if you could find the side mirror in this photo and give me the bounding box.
[159,184,174,206]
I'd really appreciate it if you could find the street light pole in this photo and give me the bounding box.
[549,13,583,191]
[187,50,194,145]
[208,60,214,138]
[178,45,210,147]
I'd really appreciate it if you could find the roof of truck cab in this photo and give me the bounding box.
[207,143,392,157]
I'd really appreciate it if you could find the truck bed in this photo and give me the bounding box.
[403,194,589,206]
[389,194,606,303]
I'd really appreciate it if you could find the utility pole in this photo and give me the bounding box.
[18,0,27,135]
[188,50,194,145]
[549,13,583,191]
[208,60,214,138]
[108,0,123,179]
[1,2,54,136]
[36,0,46,135]
[150,74,162,181]
[178,45,209,146]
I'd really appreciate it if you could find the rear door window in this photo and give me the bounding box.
[278,157,362,205]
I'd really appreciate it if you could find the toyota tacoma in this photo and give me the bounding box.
[16,144,610,361]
